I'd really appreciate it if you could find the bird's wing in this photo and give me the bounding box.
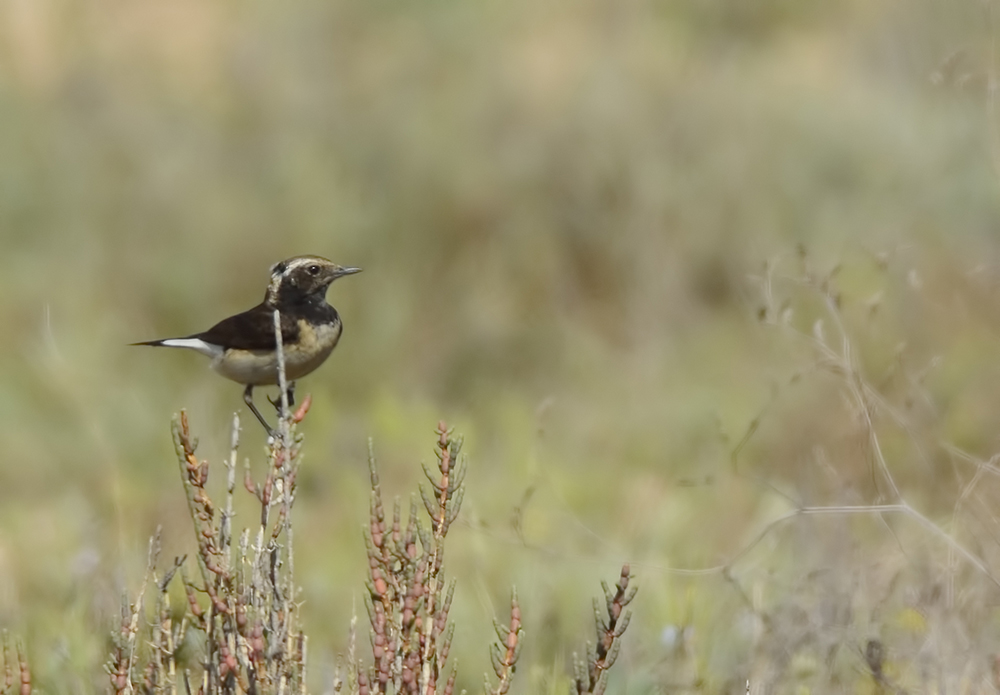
[193,303,301,351]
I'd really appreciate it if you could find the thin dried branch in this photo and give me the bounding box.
[572,565,636,695]
[359,422,487,695]
[485,591,522,695]
[0,634,30,695]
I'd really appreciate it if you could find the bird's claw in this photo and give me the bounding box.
[267,385,296,414]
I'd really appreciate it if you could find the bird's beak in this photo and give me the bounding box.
[333,266,362,278]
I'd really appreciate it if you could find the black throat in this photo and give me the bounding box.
[270,288,339,325]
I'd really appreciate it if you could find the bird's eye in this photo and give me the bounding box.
[307,265,320,275]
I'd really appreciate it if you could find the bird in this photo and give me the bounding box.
[133,255,361,436]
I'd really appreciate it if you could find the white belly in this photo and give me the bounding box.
[211,320,342,385]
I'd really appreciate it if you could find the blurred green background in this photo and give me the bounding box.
[4,0,1000,691]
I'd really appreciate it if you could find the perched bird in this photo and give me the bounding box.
[133,255,361,435]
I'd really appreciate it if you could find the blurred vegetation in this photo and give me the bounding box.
[3,0,1000,692]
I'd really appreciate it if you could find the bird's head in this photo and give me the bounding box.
[265,255,361,306]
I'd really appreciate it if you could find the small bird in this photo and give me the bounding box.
[134,255,361,435]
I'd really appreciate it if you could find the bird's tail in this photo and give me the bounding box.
[131,337,222,358]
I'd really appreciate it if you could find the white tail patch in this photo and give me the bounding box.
[159,338,223,358]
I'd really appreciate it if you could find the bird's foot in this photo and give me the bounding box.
[244,385,277,437]
[268,383,296,414]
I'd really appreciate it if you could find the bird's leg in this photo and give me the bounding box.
[267,381,295,414]
[244,384,276,438]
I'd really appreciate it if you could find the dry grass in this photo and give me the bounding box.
[107,401,312,694]
[102,407,634,695]
[0,634,30,695]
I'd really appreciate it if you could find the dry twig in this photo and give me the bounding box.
[572,565,636,695]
